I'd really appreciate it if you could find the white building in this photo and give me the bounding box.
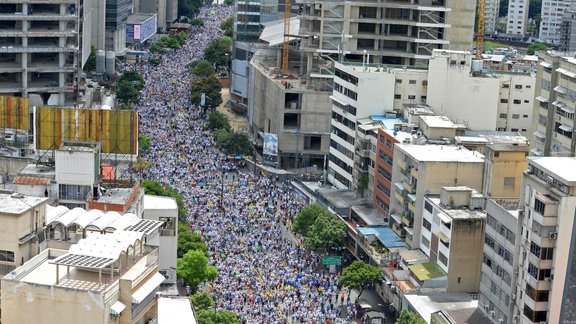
[55,143,100,208]
[486,0,501,35]
[506,0,530,36]
[143,195,178,284]
[539,0,571,44]
[513,157,576,324]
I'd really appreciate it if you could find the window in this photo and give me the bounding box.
[534,198,545,214]
[515,85,523,89]
[385,139,392,148]
[0,250,14,263]
[394,94,401,100]
[524,100,530,103]
[376,181,390,197]
[541,247,554,260]
[504,177,515,186]
[424,201,433,213]
[422,80,428,86]
[512,114,520,119]
[483,253,493,269]
[438,252,448,266]
[485,234,495,249]
[395,79,402,84]
[421,236,430,248]
[409,80,417,84]
[408,95,416,100]
[499,113,508,119]
[500,99,508,103]
[502,84,510,88]
[423,219,432,231]
[513,99,521,104]
[526,85,532,88]
[523,114,529,118]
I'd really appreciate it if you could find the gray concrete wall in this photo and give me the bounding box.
[0,156,33,185]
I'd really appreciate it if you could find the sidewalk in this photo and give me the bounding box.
[216,88,249,132]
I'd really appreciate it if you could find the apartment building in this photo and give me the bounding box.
[539,0,571,45]
[0,0,88,106]
[0,193,48,276]
[373,129,413,220]
[421,187,486,293]
[513,157,576,324]
[427,50,535,135]
[486,0,500,35]
[482,144,529,200]
[506,0,530,36]
[2,232,164,324]
[531,51,576,156]
[389,144,485,248]
[480,198,521,324]
[560,2,576,51]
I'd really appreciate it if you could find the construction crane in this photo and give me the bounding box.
[281,0,291,74]
[476,0,486,59]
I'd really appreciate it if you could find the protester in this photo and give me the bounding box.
[125,5,352,323]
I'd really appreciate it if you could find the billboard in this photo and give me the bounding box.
[0,96,30,130]
[263,133,278,156]
[134,25,141,40]
[35,107,138,155]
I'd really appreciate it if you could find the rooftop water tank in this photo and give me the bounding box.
[96,50,105,73]
[471,59,483,72]
[105,51,115,75]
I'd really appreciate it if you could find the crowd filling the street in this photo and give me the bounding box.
[123,5,363,323]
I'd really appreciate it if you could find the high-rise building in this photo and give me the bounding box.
[486,0,501,35]
[506,0,530,37]
[0,0,89,106]
[560,2,576,51]
[539,0,571,45]
[530,51,576,157]
[105,0,133,53]
[513,157,576,324]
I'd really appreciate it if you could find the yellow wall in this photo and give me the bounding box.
[485,150,528,199]
[447,218,485,292]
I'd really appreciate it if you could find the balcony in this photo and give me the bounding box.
[392,222,404,237]
[395,191,404,204]
[397,159,407,170]
[402,214,413,227]
[406,235,413,247]
[411,167,418,178]
[403,180,415,193]
[408,201,416,213]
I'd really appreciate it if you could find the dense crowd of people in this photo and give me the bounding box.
[126,5,354,323]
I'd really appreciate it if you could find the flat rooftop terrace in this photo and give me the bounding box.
[396,144,485,163]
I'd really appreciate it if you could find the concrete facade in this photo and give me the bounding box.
[531,52,576,157]
[485,0,500,35]
[560,4,576,51]
[0,0,87,106]
[506,0,530,36]
[482,144,529,200]
[389,144,485,248]
[539,0,571,45]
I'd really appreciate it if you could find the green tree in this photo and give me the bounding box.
[116,80,140,105]
[293,204,330,236]
[339,260,383,300]
[138,134,151,155]
[396,309,426,324]
[224,0,234,5]
[218,131,254,156]
[141,179,167,196]
[190,75,223,108]
[204,38,231,68]
[190,291,215,312]
[191,60,216,77]
[118,70,145,90]
[178,226,208,258]
[207,111,231,132]
[527,42,549,55]
[179,0,211,18]
[177,250,218,293]
[84,46,97,71]
[196,309,239,324]
[220,17,233,37]
[304,213,347,252]
[191,18,205,26]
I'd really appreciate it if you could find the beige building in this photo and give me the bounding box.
[2,231,164,324]
[389,144,485,248]
[421,187,486,293]
[512,157,576,324]
[482,143,529,200]
[531,51,576,157]
[0,193,48,276]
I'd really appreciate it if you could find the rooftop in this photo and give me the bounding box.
[396,144,485,163]
[144,194,178,210]
[58,141,100,153]
[429,197,486,220]
[409,261,446,281]
[0,193,47,215]
[357,226,407,249]
[528,157,576,184]
[17,163,55,178]
[382,129,413,143]
[399,249,429,265]
[13,176,51,185]
[404,292,491,324]
[487,143,529,152]
[352,205,387,226]
[127,13,157,25]
[463,130,529,146]
[420,116,460,129]
[159,297,197,324]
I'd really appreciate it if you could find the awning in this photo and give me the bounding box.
[437,212,451,224]
[559,125,574,132]
[535,96,549,103]
[539,61,552,68]
[110,301,126,316]
[561,106,576,114]
[556,67,576,78]
[132,272,165,303]
[534,131,546,139]
[554,85,567,94]
[330,95,349,107]
[436,231,450,243]
[407,194,416,202]
[552,101,566,108]
[393,181,404,191]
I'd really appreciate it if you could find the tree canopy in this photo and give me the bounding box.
[191,60,216,77]
[177,250,218,293]
[220,17,233,38]
[190,291,215,312]
[396,309,427,324]
[339,260,382,299]
[138,134,151,155]
[527,42,549,55]
[178,223,208,258]
[190,75,223,108]
[116,70,145,106]
[207,111,231,132]
[84,46,97,71]
[215,131,254,156]
[179,0,212,18]
[304,213,347,252]
[196,309,239,324]
[293,204,331,236]
[204,38,231,68]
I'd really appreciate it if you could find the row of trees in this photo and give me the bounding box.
[190,292,239,324]
[150,32,189,53]
[207,111,253,156]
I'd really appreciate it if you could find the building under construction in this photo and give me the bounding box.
[0,0,91,107]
